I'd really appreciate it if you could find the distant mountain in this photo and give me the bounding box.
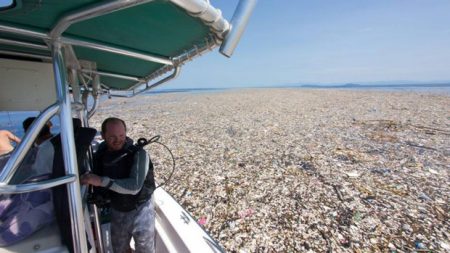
[289,82,450,89]
[358,80,450,85]
[342,83,361,87]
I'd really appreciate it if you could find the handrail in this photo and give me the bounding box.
[110,66,180,97]
[113,34,217,97]
[62,37,173,66]
[0,103,59,184]
[0,175,76,194]
[79,68,144,82]
[0,23,48,39]
[0,38,49,51]
[133,66,180,97]
[0,49,52,61]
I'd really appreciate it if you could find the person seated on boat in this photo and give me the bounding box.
[0,129,54,247]
[0,122,54,181]
[81,117,156,253]
[9,117,56,183]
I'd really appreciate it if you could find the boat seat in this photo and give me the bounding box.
[51,118,96,252]
[0,221,69,253]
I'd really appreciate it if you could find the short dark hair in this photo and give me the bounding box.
[101,117,127,134]
[23,117,51,137]
[22,117,36,132]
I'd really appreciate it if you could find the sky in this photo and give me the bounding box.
[163,0,450,89]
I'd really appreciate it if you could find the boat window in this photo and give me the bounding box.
[0,0,15,11]
[0,111,60,140]
[0,111,60,184]
[0,111,39,141]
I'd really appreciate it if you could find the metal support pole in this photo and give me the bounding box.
[219,0,257,57]
[86,74,99,119]
[51,42,88,253]
[80,68,144,82]
[91,203,104,253]
[0,38,49,51]
[68,68,88,126]
[70,68,82,103]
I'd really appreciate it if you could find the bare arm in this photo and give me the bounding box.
[0,130,21,155]
[81,149,149,195]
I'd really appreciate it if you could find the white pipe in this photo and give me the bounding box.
[61,37,173,65]
[79,68,144,82]
[169,0,230,37]
[0,38,49,50]
[220,0,257,57]
[0,49,51,61]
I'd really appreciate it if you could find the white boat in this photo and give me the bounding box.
[0,1,256,252]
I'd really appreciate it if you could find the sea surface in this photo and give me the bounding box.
[264,83,450,95]
[1,84,449,138]
[145,84,450,96]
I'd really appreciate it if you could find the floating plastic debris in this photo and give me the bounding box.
[346,171,360,178]
[91,89,450,252]
[238,208,255,219]
[198,217,207,226]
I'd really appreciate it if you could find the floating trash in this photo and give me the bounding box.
[238,208,255,219]
[198,216,207,226]
[346,171,360,178]
[91,89,450,252]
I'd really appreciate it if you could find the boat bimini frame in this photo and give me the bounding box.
[0,0,256,252]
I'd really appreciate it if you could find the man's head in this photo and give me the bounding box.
[22,117,52,144]
[22,117,36,132]
[101,117,127,151]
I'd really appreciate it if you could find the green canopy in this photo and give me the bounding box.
[0,0,230,90]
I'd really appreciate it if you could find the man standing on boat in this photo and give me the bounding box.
[81,117,156,253]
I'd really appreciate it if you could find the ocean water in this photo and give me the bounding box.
[0,111,38,137]
[317,86,450,95]
[149,85,450,96]
[1,85,449,137]
[143,87,228,96]
[280,84,450,95]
